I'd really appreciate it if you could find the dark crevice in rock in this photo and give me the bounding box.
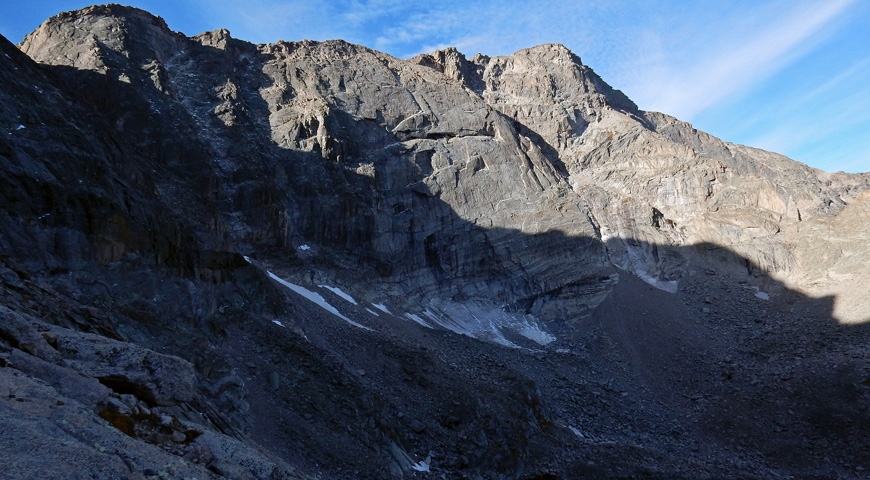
[97,376,158,407]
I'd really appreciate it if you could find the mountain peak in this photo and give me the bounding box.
[193,28,233,49]
[5,6,870,479]
[20,3,186,69]
[39,4,172,35]
[512,43,583,65]
[411,46,483,90]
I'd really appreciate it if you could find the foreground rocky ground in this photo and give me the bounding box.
[1,5,869,479]
[4,239,869,479]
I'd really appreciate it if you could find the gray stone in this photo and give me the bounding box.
[409,419,427,434]
[2,4,869,479]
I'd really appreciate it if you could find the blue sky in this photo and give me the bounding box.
[2,1,868,172]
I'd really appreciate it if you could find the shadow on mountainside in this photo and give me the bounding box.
[592,239,870,476]
[255,135,870,478]
[251,217,870,479]
[3,29,870,480]
[241,141,870,479]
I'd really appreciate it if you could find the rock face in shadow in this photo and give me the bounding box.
[18,5,870,317]
[17,5,615,319]
[415,43,870,312]
[2,5,869,480]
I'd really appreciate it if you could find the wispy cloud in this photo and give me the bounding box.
[750,87,870,172]
[342,0,422,25]
[730,56,870,142]
[754,98,870,151]
[747,58,870,151]
[4,1,866,172]
[626,0,855,120]
[826,146,870,173]
[370,0,628,58]
[374,5,483,55]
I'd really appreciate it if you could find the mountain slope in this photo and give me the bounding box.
[2,5,869,479]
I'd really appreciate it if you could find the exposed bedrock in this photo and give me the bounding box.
[2,5,869,479]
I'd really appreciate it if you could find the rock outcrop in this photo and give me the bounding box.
[17,5,870,318]
[414,42,870,311]
[2,5,869,479]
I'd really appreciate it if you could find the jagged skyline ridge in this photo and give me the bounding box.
[2,6,870,478]
[16,4,870,324]
[2,0,869,173]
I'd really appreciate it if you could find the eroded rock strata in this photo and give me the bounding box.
[1,5,869,479]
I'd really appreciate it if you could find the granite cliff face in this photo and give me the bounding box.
[17,5,870,318]
[2,5,870,480]
[416,43,870,307]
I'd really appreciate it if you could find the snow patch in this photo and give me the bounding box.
[365,308,380,316]
[372,303,391,315]
[297,244,311,251]
[635,269,679,293]
[515,319,558,345]
[747,285,770,301]
[405,313,432,329]
[318,285,357,305]
[16,124,25,130]
[382,141,405,149]
[420,299,557,349]
[421,309,467,337]
[569,426,585,438]
[272,320,285,327]
[422,310,442,325]
[411,460,430,472]
[267,272,371,330]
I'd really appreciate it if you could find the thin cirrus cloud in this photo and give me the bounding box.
[626,0,856,120]
[749,84,870,172]
[374,1,619,59]
[681,1,868,172]
[746,58,870,148]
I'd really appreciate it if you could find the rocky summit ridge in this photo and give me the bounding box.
[1,4,869,480]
